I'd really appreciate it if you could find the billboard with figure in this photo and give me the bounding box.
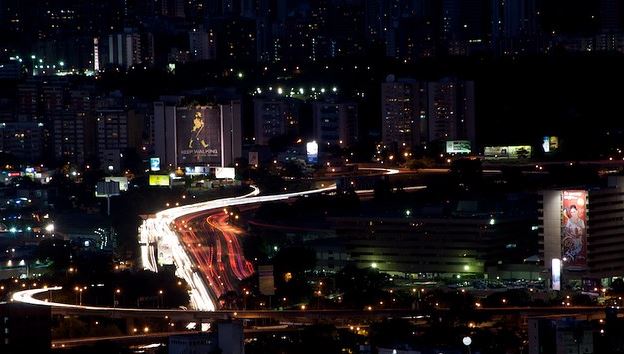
[561,190,587,269]
[177,106,221,165]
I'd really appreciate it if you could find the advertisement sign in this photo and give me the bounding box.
[215,167,235,179]
[561,190,587,269]
[149,175,170,186]
[184,166,209,175]
[105,177,128,191]
[306,141,318,164]
[95,181,121,197]
[177,106,221,165]
[258,265,275,296]
[157,241,174,266]
[249,151,259,166]
[446,140,471,154]
[484,145,532,160]
[543,136,559,153]
[150,157,161,171]
[552,258,561,291]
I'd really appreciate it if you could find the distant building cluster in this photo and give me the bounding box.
[0,0,623,73]
[381,75,475,153]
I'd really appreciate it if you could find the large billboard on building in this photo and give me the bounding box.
[177,106,221,165]
[484,145,532,160]
[561,190,587,269]
[446,140,471,154]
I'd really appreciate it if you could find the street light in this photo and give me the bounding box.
[74,286,85,306]
[158,290,164,308]
[463,336,472,354]
[113,288,121,308]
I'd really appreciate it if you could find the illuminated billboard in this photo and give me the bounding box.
[177,106,221,165]
[484,145,532,160]
[561,190,587,269]
[215,167,235,179]
[446,140,471,154]
[542,136,559,153]
[105,177,128,191]
[306,141,318,164]
[150,157,161,171]
[149,175,170,186]
[551,258,561,291]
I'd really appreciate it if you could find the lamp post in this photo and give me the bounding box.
[158,290,164,308]
[75,286,85,306]
[113,288,121,308]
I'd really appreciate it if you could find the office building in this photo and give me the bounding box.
[253,96,300,145]
[312,99,358,148]
[426,78,476,144]
[189,27,216,61]
[381,77,422,152]
[540,177,624,285]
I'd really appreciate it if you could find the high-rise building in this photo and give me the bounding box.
[539,177,624,286]
[211,16,256,64]
[253,96,300,146]
[426,78,476,144]
[381,76,422,152]
[96,95,144,171]
[53,88,96,165]
[312,99,358,148]
[491,0,540,55]
[600,0,623,33]
[381,75,476,151]
[189,27,216,61]
[97,28,154,70]
[0,122,45,163]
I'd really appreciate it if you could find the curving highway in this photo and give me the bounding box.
[15,167,401,314]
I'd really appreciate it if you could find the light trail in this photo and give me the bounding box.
[15,167,403,314]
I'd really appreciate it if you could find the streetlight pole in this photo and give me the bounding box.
[113,288,121,308]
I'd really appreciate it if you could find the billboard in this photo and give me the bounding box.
[150,157,161,171]
[542,136,559,153]
[105,177,128,191]
[249,151,259,166]
[306,141,318,164]
[184,166,209,175]
[215,167,235,179]
[561,190,587,269]
[95,181,120,197]
[149,175,170,186]
[484,145,532,160]
[258,265,275,296]
[446,140,471,154]
[177,106,221,165]
[551,258,561,291]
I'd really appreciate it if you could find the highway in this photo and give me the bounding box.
[138,167,402,312]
